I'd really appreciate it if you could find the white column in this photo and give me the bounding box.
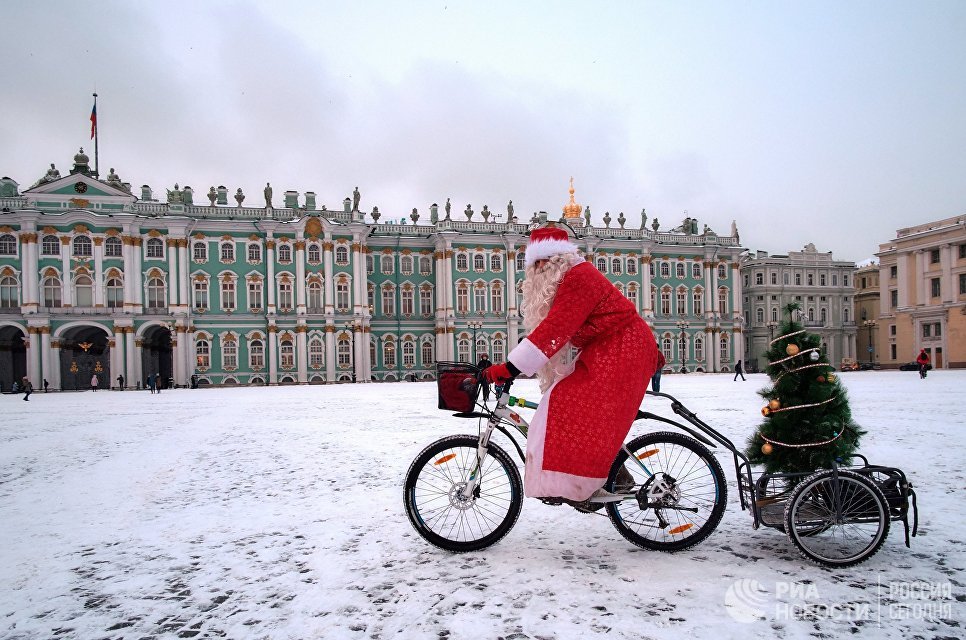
[266,238,277,312]
[641,253,653,320]
[731,260,743,361]
[93,238,105,307]
[323,236,335,315]
[172,329,184,387]
[110,332,123,388]
[133,335,144,388]
[178,240,190,311]
[296,327,308,383]
[295,241,307,314]
[123,235,134,310]
[325,326,336,382]
[132,236,144,309]
[434,243,449,361]
[40,328,52,387]
[352,325,363,382]
[506,247,519,350]
[268,327,279,384]
[60,237,73,307]
[167,239,179,308]
[28,329,41,386]
[50,340,62,391]
[125,328,136,387]
[352,240,365,316]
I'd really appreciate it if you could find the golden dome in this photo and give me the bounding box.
[562,177,582,220]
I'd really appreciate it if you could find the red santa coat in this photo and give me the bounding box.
[508,260,658,501]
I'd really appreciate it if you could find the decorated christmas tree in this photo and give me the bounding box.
[746,303,865,475]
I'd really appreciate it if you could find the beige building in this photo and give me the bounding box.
[855,263,881,366]
[875,215,966,369]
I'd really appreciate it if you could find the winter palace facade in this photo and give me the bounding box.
[0,150,746,390]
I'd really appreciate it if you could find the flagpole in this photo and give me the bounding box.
[92,92,99,178]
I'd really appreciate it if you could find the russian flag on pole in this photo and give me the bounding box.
[90,103,97,139]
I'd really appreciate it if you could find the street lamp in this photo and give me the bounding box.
[468,321,483,363]
[765,320,778,342]
[863,319,877,366]
[675,320,690,373]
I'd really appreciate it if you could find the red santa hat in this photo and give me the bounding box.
[524,224,579,267]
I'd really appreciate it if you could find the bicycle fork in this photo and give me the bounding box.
[458,416,500,503]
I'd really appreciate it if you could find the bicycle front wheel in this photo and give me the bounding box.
[404,435,523,552]
[783,469,890,567]
[606,431,727,552]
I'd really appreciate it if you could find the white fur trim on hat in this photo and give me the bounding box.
[525,238,579,267]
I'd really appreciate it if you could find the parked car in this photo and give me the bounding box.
[899,362,933,371]
[858,362,878,371]
[839,358,859,371]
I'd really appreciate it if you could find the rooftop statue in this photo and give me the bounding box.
[444,197,451,219]
[45,163,61,182]
[264,182,273,208]
[352,186,361,211]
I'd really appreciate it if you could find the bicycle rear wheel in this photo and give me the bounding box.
[404,435,523,552]
[784,469,890,567]
[606,431,727,552]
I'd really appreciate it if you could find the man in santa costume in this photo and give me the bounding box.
[484,224,660,503]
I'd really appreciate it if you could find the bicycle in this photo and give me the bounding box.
[403,362,728,553]
[404,362,920,567]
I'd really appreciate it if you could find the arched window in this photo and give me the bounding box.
[382,285,396,316]
[660,262,671,278]
[367,283,375,312]
[401,286,414,316]
[336,280,350,311]
[693,288,704,316]
[278,280,293,311]
[366,254,374,274]
[492,337,506,363]
[370,341,377,369]
[627,258,638,276]
[676,288,687,315]
[383,338,396,368]
[820,308,828,324]
[146,238,164,258]
[0,276,19,308]
[248,243,262,262]
[756,307,764,323]
[474,283,486,313]
[42,235,60,256]
[661,337,673,364]
[222,339,238,369]
[420,287,433,316]
[695,336,704,362]
[193,279,209,310]
[193,242,207,261]
[456,337,470,363]
[627,284,638,309]
[335,245,349,265]
[220,242,234,262]
[515,252,525,272]
[844,307,850,323]
[249,339,264,368]
[146,277,166,309]
[307,244,321,263]
[381,255,394,274]
[307,281,323,311]
[309,337,324,368]
[456,281,469,314]
[337,334,352,367]
[419,255,432,275]
[421,340,434,367]
[692,262,702,279]
[719,335,730,362]
[277,244,292,263]
[661,288,671,315]
[196,339,210,369]
[72,236,92,257]
[596,257,607,272]
[400,255,414,275]
[808,307,815,322]
[280,338,295,368]
[105,236,123,257]
[718,287,728,314]
[491,282,504,315]
[473,254,486,271]
[456,253,469,271]
[611,258,622,275]
[248,279,262,311]
[0,234,16,255]
[402,338,416,367]
[74,275,93,307]
[221,279,236,311]
[676,263,686,278]
[718,264,727,280]
[489,254,503,272]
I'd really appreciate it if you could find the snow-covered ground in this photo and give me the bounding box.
[1,371,963,639]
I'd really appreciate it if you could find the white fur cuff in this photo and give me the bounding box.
[525,239,579,267]
[508,339,549,376]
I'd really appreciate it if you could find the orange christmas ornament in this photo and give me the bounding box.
[761,406,771,417]
[785,344,800,356]
[768,399,781,410]
[761,443,774,455]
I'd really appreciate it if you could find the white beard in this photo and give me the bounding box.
[521,253,582,393]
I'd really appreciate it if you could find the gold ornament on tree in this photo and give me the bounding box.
[785,344,800,356]
[761,443,774,455]
[768,399,781,410]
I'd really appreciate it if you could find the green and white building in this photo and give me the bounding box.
[0,149,745,390]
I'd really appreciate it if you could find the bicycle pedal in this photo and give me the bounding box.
[539,497,566,506]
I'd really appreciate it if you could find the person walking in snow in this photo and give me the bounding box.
[733,359,746,381]
[483,224,660,505]
[22,377,32,402]
[476,353,492,401]
[91,374,99,391]
[916,349,930,379]
[651,346,666,393]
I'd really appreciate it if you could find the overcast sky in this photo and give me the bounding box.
[3,1,964,261]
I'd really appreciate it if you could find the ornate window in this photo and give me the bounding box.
[421,340,434,367]
[676,288,687,315]
[490,254,503,272]
[627,258,638,276]
[336,280,350,311]
[456,337,470,363]
[309,337,324,369]
[193,279,209,311]
[105,236,123,257]
[419,255,432,275]
[676,262,686,278]
[146,277,166,309]
[366,254,374,274]
[419,287,433,317]
[627,283,638,309]
[718,287,728,314]
[795,273,802,286]
[756,307,764,323]
[596,257,607,272]
[193,242,207,261]
[400,255,414,275]
[249,339,264,369]
[335,245,349,265]
[278,280,293,311]
[0,276,19,308]
[307,244,321,263]
[718,264,727,280]
[473,253,486,272]
[515,252,525,272]
[277,244,292,263]
[106,277,123,308]
[719,335,730,363]
[402,338,416,368]
[844,307,850,323]
[196,339,210,369]
[74,275,93,307]
[248,280,262,311]
[222,338,238,370]
[146,238,164,258]
[693,288,703,316]
[220,241,235,263]
[661,287,671,315]
[771,307,779,322]
[307,281,323,311]
[820,308,828,324]
[692,262,702,279]
[381,255,394,274]
[0,234,16,255]
[456,281,469,314]
[382,284,396,317]
[771,272,778,285]
[660,261,671,278]
[42,235,60,256]
[248,243,262,263]
[221,279,236,311]
[367,283,375,312]
[337,334,352,368]
[695,336,704,362]
[611,258,622,275]
[401,286,414,316]
[661,337,673,364]
[474,283,486,313]
[492,337,505,363]
[280,338,295,368]
[756,273,764,285]
[72,236,92,257]
[490,282,504,315]
[383,338,396,368]
[456,253,469,272]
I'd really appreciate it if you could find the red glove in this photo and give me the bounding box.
[483,362,513,384]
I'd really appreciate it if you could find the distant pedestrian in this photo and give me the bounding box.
[43,378,49,393]
[147,373,156,394]
[476,353,492,401]
[91,374,99,391]
[117,374,124,390]
[916,349,930,379]
[733,360,746,381]
[22,377,32,402]
[650,347,666,393]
